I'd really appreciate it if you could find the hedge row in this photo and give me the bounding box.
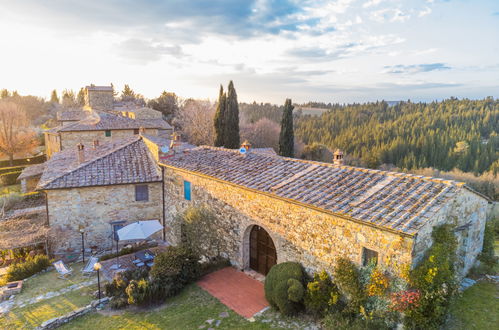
[0,154,46,168]
[0,165,26,175]
[0,171,22,186]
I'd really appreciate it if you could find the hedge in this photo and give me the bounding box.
[0,154,46,168]
[5,255,51,281]
[0,165,26,175]
[264,262,305,316]
[0,171,22,186]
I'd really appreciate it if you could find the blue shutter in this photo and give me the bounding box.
[184,181,191,201]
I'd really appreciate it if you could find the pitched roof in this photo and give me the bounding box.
[38,136,161,190]
[161,146,471,235]
[18,163,46,180]
[57,110,89,122]
[252,148,277,156]
[53,111,172,132]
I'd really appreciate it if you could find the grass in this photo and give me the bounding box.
[0,285,95,329]
[14,262,91,302]
[0,184,21,196]
[59,284,306,330]
[447,281,498,330]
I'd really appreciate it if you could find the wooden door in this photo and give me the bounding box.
[249,225,276,275]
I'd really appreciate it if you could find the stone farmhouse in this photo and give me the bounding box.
[44,85,173,158]
[35,131,491,278]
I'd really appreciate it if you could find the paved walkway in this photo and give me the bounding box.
[197,267,269,318]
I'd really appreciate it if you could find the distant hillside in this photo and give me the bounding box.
[294,98,499,175]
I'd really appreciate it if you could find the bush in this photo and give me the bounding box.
[150,245,200,296]
[305,270,341,317]
[5,254,51,281]
[99,242,157,261]
[126,279,150,305]
[479,218,497,270]
[0,165,26,175]
[404,225,458,329]
[105,268,150,308]
[264,262,305,316]
[322,310,390,330]
[333,258,366,314]
[0,171,22,186]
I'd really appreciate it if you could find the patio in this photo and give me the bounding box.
[99,245,169,281]
[197,267,269,319]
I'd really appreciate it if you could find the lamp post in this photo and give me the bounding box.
[94,262,102,301]
[78,225,85,263]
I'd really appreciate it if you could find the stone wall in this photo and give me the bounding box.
[44,133,61,159]
[60,129,158,151]
[85,90,113,110]
[412,188,489,278]
[162,167,414,275]
[46,182,163,256]
[20,176,40,193]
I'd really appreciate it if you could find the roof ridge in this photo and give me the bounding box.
[39,137,141,189]
[196,145,464,187]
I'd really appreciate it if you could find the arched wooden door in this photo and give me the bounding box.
[249,225,277,275]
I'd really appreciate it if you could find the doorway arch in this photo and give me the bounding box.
[249,225,277,275]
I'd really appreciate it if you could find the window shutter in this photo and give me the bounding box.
[184,181,191,201]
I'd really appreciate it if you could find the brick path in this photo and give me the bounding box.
[197,267,269,318]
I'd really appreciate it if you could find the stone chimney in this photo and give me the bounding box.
[169,132,181,150]
[77,144,85,163]
[333,149,344,165]
[241,140,251,152]
[92,140,99,149]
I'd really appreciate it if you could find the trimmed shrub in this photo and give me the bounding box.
[333,258,366,315]
[150,245,200,296]
[5,254,51,281]
[305,270,341,317]
[264,262,305,316]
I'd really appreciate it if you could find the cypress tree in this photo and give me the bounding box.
[279,98,294,157]
[224,80,240,149]
[50,90,59,104]
[213,85,226,147]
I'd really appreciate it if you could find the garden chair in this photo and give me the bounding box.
[81,256,98,276]
[53,260,73,279]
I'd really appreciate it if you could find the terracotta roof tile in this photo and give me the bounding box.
[38,137,161,190]
[161,146,466,235]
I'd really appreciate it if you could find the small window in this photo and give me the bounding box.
[135,185,149,201]
[133,129,139,135]
[183,181,191,201]
[105,130,112,137]
[362,248,378,266]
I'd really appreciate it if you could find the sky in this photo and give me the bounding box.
[0,0,498,104]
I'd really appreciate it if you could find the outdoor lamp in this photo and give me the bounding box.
[78,225,85,263]
[94,262,102,301]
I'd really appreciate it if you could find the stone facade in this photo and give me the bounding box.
[44,133,61,158]
[20,176,41,193]
[412,188,489,277]
[122,107,163,120]
[84,89,114,110]
[162,167,415,275]
[59,129,157,151]
[46,182,163,256]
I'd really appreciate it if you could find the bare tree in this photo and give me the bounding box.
[0,100,39,165]
[174,99,215,146]
[240,118,280,151]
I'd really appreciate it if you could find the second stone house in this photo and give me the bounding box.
[38,136,164,257]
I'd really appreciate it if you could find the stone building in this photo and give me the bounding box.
[84,85,114,110]
[44,111,173,158]
[37,136,164,257]
[17,163,45,193]
[45,85,173,158]
[38,133,490,278]
[158,144,490,277]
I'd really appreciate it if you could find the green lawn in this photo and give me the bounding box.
[447,281,498,330]
[0,286,95,329]
[60,284,307,330]
[15,262,92,302]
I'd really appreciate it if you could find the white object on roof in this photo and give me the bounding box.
[117,220,163,241]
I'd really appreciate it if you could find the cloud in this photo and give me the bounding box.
[384,63,451,74]
[116,38,184,63]
[418,7,432,17]
[363,0,384,9]
[371,8,410,23]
